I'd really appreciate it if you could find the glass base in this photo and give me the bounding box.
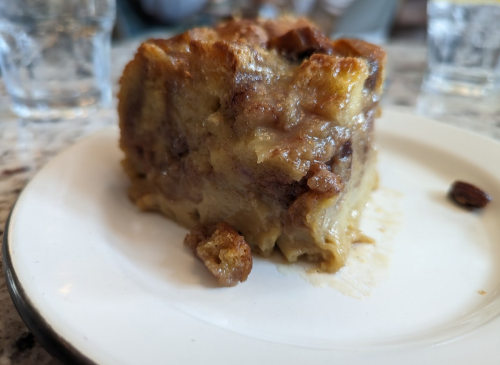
[422,70,498,97]
[9,91,109,120]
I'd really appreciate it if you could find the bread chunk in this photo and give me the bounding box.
[118,18,386,278]
[185,222,252,286]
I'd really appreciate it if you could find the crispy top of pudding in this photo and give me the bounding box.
[119,18,386,209]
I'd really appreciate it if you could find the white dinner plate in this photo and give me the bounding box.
[3,109,500,365]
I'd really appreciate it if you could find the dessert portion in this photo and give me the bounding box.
[118,18,386,285]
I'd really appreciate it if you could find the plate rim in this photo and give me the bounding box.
[2,204,95,365]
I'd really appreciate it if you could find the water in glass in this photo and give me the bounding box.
[0,1,115,119]
[424,0,500,96]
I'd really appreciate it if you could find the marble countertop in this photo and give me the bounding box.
[0,40,499,365]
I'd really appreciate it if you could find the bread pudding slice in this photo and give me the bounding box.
[118,18,386,282]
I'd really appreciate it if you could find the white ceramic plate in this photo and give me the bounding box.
[4,109,500,365]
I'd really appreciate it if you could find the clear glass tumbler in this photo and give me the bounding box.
[0,0,116,119]
[423,0,500,96]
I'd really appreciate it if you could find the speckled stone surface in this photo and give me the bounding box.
[0,41,499,364]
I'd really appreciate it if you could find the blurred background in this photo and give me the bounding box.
[113,0,428,44]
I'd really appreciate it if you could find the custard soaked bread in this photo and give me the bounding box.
[118,18,386,285]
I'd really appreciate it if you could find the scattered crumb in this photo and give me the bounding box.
[184,222,252,287]
[478,290,487,295]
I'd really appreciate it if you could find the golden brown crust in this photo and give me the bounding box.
[184,222,253,287]
[332,38,387,94]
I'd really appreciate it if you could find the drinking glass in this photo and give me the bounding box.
[0,0,116,119]
[423,0,500,96]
